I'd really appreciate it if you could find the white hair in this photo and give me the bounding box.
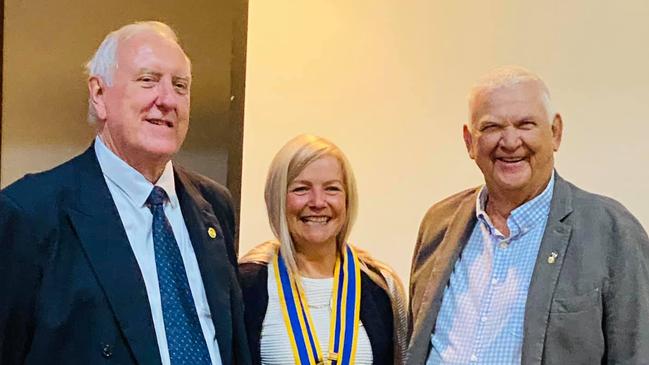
[85,21,187,125]
[467,65,555,126]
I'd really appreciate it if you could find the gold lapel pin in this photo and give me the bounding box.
[547,251,558,264]
[208,227,217,239]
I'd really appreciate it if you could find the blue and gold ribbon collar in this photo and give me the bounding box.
[274,244,361,365]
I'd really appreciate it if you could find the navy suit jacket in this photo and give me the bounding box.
[0,146,251,365]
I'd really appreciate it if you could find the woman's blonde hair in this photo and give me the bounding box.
[264,134,358,276]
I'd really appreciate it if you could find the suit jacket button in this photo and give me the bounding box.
[102,343,113,358]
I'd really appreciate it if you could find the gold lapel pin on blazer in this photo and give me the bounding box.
[547,251,558,264]
[208,227,217,239]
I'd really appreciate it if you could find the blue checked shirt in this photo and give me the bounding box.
[427,173,555,365]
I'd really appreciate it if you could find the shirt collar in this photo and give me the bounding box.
[476,171,555,237]
[94,136,178,208]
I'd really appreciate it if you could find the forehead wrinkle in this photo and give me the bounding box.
[116,36,191,75]
[289,179,312,185]
[472,85,548,125]
[136,68,162,75]
[291,177,343,184]
[476,114,498,125]
[133,67,192,81]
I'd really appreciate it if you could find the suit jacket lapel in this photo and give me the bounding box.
[412,191,477,358]
[175,170,233,364]
[521,175,574,365]
[64,146,161,364]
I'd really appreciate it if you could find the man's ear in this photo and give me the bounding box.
[88,76,108,120]
[463,124,476,159]
[551,113,563,152]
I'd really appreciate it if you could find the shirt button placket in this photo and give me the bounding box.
[473,235,502,362]
[474,273,495,361]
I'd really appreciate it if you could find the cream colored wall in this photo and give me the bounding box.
[241,0,649,285]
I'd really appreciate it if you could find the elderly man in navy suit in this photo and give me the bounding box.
[0,21,250,365]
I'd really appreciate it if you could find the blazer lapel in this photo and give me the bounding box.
[521,175,574,365]
[175,170,233,364]
[64,147,161,364]
[411,192,477,359]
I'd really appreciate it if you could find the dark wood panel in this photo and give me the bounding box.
[228,0,249,217]
[0,0,4,181]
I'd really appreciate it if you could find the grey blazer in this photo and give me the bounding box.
[407,174,649,365]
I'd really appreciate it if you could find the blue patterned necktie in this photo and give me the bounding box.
[146,186,211,365]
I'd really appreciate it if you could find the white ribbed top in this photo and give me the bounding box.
[260,261,374,365]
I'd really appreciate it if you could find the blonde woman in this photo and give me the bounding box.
[239,135,407,365]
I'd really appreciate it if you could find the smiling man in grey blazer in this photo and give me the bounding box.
[408,66,649,365]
